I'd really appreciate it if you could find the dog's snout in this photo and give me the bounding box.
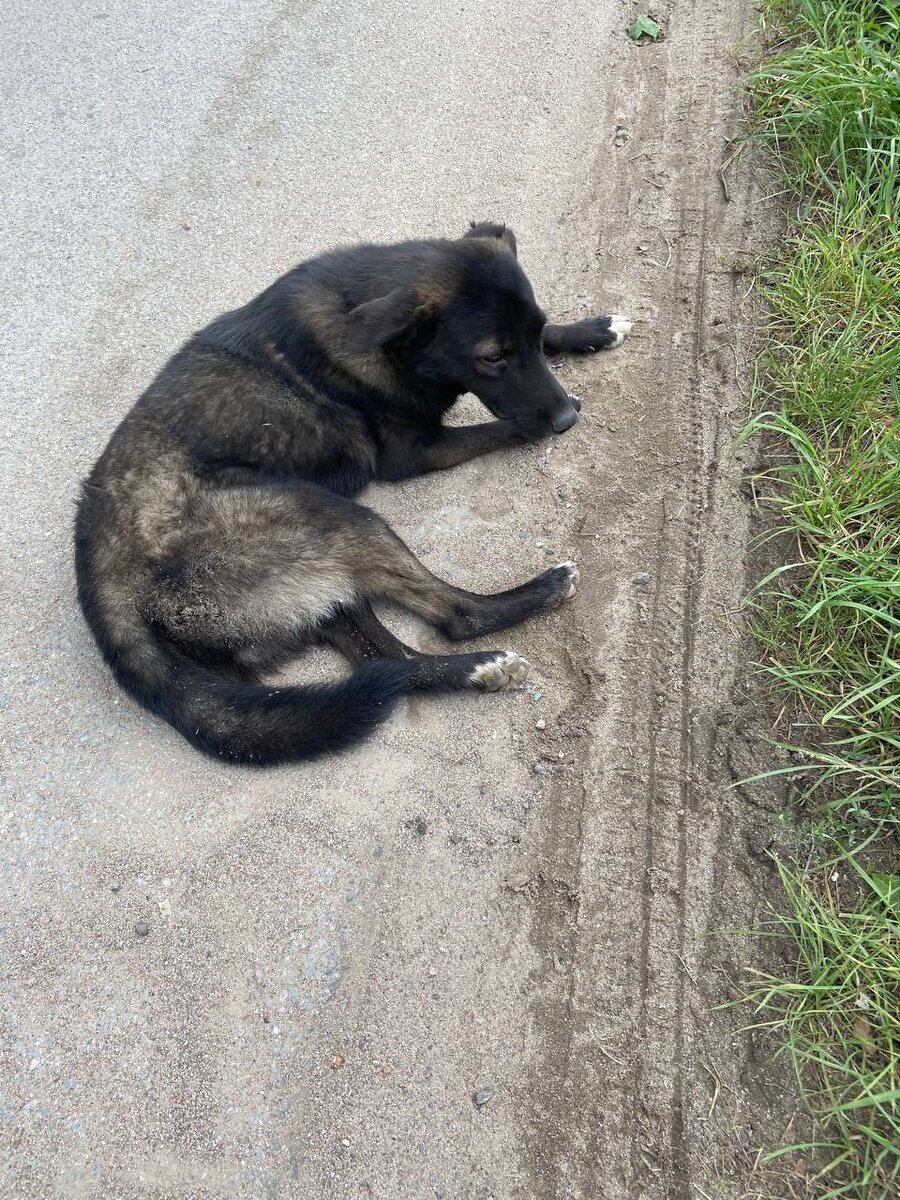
[551,406,579,434]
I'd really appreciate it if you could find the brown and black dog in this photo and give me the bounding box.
[75,222,630,764]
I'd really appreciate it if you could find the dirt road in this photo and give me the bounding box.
[2,1,798,1197]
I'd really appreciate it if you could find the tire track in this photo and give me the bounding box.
[670,189,713,1200]
[520,2,783,1197]
[630,500,673,1194]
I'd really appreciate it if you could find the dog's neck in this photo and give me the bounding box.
[201,272,460,430]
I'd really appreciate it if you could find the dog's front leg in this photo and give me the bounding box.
[379,421,531,480]
[543,314,632,355]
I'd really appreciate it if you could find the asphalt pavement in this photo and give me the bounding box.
[1,3,624,1196]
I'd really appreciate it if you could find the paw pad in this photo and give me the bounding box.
[557,561,579,598]
[469,651,531,692]
[608,314,633,347]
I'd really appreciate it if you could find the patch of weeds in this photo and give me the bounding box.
[738,1,900,1196]
[744,853,900,1199]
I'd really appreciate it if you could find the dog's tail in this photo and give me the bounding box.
[75,541,409,767]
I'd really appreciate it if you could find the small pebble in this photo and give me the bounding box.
[473,1089,495,1110]
[134,920,150,937]
[631,572,652,585]
[533,762,546,775]
[332,1055,346,1069]
[535,719,546,730]
[341,1138,350,1147]
[416,820,428,835]
[533,691,543,702]
[427,966,437,977]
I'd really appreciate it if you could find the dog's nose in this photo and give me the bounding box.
[551,406,579,434]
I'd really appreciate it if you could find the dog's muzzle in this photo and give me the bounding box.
[551,404,580,434]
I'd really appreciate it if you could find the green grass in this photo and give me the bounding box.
[737,1,900,1196]
[745,855,899,1198]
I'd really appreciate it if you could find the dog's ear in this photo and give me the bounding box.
[464,221,518,258]
[346,287,420,353]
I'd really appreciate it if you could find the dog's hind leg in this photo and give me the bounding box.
[148,484,573,666]
[430,561,579,642]
[349,523,579,642]
[321,602,530,692]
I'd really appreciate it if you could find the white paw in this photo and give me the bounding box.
[469,651,531,692]
[608,314,633,346]
[557,561,579,598]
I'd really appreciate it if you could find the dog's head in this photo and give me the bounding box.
[345,223,580,437]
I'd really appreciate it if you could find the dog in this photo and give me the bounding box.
[75,222,630,764]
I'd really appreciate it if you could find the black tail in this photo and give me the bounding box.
[75,543,409,766]
[169,655,411,765]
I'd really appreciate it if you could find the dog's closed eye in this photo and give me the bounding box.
[475,349,508,376]
[474,341,508,373]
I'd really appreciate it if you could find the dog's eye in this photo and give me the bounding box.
[479,352,506,365]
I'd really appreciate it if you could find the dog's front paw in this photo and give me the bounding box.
[576,314,632,352]
[469,651,531,691]
[605,314,632,347]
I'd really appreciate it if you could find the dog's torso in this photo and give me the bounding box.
[75,227,626,763]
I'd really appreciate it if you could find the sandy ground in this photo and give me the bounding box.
[2,1,803,1197]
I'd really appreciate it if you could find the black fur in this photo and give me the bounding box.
[75,223,628,763]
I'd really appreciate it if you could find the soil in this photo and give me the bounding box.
[1,1,812,1197]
